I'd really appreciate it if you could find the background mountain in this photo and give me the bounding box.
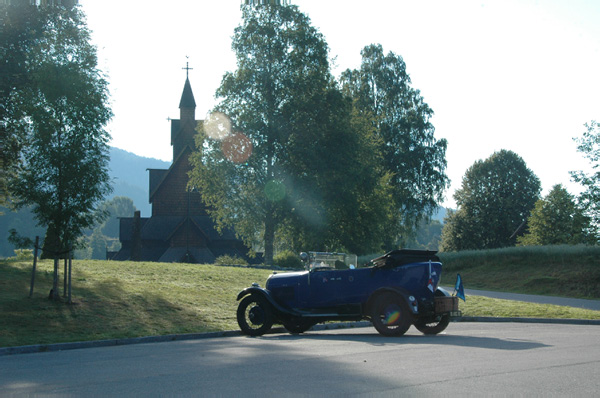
[432,207,447,223]
[108,147,170,217]
[0,147,170,257]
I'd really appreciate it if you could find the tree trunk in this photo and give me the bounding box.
[264,210,275,266]
[52,257,59,300]
[29,236,40,298]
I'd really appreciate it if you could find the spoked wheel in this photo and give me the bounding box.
[371,292,412,337]
[283,318,316,334]
[237,295,274,336]
[414,314,450,335]
[414,289,451,334]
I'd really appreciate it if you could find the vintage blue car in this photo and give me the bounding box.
[236,249,461,336]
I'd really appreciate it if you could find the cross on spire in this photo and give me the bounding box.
[182,60,193,78]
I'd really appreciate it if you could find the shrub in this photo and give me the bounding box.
[273,250,303,269]
[14,249,34,261]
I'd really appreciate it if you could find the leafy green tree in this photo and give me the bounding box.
[439,209,465,252]
[518,185,595,246]
[1,3,46,210]
[88,229,109,260]
[0,205,46,257]
[97,196,137,238]
[190,4,393,263]
[272,90,395,255]
[404,218,444,251]
[7,5,112,257]
[440,150,541,251]
[571,121,600,229]
[340,44,449,248]
[74,196,135,259]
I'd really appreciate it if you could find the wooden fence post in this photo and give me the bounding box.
[68,249,72,304]
[52,257,59,300]
[29,236,40,298]
[63,256,68,298]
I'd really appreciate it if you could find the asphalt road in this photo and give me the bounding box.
[1,322,599,396]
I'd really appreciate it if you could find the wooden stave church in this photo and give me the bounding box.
[110,75,254,264]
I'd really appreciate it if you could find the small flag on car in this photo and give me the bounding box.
[454,273,466,301]
[427,260,434,292]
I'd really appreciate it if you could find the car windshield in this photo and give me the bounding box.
[307,252,357,270]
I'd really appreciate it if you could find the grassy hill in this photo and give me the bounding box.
[439,245,600,298]
[1,259,273,347]
[1,246,600,348]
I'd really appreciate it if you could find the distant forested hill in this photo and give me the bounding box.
[432,207,448,223]
[0,147,170,257]
[108,147,170,217]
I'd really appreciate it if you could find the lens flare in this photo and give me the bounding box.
[384,310,400,325]
[264,180,286,201]
[203,112,231,140]
[222,133,253,163]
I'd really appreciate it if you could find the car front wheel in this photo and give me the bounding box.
[237,295,274,336]
[371,292,412,337]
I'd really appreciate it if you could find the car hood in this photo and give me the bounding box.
[266,270,308,289]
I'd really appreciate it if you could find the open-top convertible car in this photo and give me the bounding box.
[236,249,461,337]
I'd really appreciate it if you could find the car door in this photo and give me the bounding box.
[308,269,346,308]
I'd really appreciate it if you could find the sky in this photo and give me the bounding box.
[78,0,600,208]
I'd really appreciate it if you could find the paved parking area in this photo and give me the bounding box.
[1,322,599,396]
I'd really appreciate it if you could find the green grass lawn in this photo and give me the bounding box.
[0,259,273,347]
[1,257,599,348]
[439,245,600,298]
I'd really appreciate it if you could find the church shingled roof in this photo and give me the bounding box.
[179,78,196,109]
[148,168,169,201]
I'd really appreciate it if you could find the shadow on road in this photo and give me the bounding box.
[261,330,550,351]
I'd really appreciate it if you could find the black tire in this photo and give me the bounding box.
[237,295,274,336]
[414,314,450,335]
[283,318,315,334]
[371,292,412,337]
[414,289,451,335]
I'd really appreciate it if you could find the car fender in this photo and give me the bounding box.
[436,287,451,297]
[366,287,419,315]
[237,286,300,317]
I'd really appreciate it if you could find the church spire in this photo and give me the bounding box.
[179,62,196,109]
[172,62,198,161]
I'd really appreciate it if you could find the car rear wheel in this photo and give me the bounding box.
[371,292,412,337]
[237,295,274,336]
[414,289,451,335]
[414,314,450,335]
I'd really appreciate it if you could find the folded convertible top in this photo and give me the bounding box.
[371,249,440,268]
